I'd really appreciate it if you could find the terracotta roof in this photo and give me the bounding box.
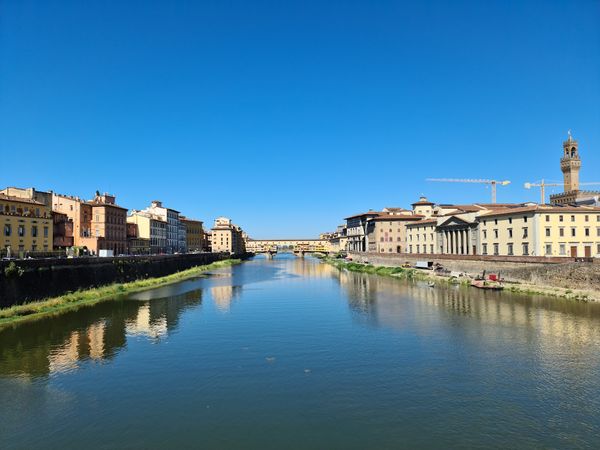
[0,193,45,205]
[411,200,435,206]
[86,201,128,211]
[371,214,423,222]
[344,211,381,220]
[406,218,438,226]
[479,205,600,218]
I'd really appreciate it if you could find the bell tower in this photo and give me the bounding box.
[561,130,580,192]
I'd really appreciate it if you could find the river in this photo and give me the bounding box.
[1,255,600,449]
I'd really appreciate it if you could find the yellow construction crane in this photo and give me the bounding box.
[524,180,600,204]
[426,178,511,204]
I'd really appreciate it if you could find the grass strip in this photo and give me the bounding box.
[0,259,241,328]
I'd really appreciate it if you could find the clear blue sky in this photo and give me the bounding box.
[1,1,599,238]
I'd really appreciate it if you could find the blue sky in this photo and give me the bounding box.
[1,1,599,238]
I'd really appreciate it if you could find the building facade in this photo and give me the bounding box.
[127,210,167,254]
[367,213,423,253]
[181,217,204,252]
[52,192,127,255]
[345,211,380,252]
[0,192,53,255]
[479,205,600,258]
[141,201,182,253]
[211,217,245,254]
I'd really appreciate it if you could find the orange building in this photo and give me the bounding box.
[52,191,128,255]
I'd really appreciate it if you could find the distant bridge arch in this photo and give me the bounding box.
[245,239,332,255]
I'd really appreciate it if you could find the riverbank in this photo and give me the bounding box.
[0,259,241,328]
[323,257,600,302]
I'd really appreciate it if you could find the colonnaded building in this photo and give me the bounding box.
[344,133,600,259]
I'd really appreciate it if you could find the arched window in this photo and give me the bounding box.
[571,148,576,157]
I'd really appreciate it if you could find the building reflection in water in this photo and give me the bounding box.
[211,285,242,312]
[333,267,600,370]
[0,289,203,379]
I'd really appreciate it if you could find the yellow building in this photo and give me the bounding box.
[0,193,53,255]
[180,217,204,252]
[479,205,600,258]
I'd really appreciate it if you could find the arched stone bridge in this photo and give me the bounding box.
[245,239,332,256]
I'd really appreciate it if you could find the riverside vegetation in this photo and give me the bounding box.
[0,259,241,328]
[322,257,599,302]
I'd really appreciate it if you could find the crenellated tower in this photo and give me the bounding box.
[561,131,581,192]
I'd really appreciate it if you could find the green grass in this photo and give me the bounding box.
[323,258,426,280]
[0,259,241,328]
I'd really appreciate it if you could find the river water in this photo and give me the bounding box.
[1,255,600,449]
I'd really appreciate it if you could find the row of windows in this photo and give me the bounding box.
[482,242,530,256]
[4,225,49,238]
[1,205,45,217]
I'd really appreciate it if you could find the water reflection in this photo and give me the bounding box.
[333,267,600,360]
[0,289,202,379]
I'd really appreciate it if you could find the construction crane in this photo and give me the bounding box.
[524,180,600,204]
[426,178,511,204]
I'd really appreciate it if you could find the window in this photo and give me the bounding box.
[508,228,513,238]
[494,229,498,239]
[571,228,576,237]
[585,215,589,222]
[507,243,514,255]
[483,230,487,239]
[4,224,11,236]
[18,225,25,237]
[482,243,488,255]
[545,215,550,222]
[524,216,528,223]
[545,228,551,237]
[559,244,566,255]
[545,244,552,255]
[559,228,564,237]
[571,215,575,222]
[523,227,528,238]
[597,228,600,237]
[522,243,529,256]
[508,217,512,224]
[559,215,564,222]
[494,219,498,225]
[44,227,48,238]
[493,243,499,255]
[585,228,590,237]
[31,226,37,237]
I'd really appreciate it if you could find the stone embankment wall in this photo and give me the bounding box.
[0,253,242,308]
[349,252,600,292]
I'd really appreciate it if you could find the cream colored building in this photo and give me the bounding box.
[479,205,600,258]
[406,219,438,255]
[127,210,167,254]
[211,217,245,254]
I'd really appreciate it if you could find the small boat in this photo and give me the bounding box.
[470,280,504,291]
